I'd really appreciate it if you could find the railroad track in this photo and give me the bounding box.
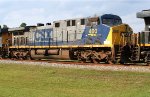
[0,58,149,66]
[0,59,150,73]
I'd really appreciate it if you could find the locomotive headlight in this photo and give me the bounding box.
[104,40,110,44]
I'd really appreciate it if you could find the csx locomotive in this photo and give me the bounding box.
[0,14,134,64]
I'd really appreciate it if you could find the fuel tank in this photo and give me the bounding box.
[30,49,70,60]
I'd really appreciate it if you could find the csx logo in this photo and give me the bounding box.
[34,29,52,41]
[88,29,97,36]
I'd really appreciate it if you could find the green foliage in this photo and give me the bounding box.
[3,25,8,29]
[0,64,150,97]
[20,23,27,27]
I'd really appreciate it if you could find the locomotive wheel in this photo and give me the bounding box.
[104,57,114,64]
[80,58,86,63]
[107,60,113,64]
[91,59,100,64]
[26,55,31,60]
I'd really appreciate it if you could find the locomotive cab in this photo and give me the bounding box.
[79,14,133,63]
[101,15,122,26]
[100,15,133,63]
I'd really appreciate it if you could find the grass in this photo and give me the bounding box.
[0,63,150,97]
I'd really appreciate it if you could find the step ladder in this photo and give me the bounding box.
[131,46,140,62]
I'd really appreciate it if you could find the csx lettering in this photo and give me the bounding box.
[34,29,51,41]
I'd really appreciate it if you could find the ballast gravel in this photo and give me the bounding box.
[0,60,150,73]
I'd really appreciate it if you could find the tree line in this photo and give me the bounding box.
[0,23,27,29]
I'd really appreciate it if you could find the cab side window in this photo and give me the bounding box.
[67,20,70,26]
[72,20,76,26]
[81,19,85,25]
[55,23,60,27]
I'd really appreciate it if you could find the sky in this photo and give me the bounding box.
[0,0,149,32]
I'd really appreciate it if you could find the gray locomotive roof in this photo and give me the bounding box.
[53,17,87,23]
[8,26,36,32]
[53,15,100,23]
[8,27,25,32]
[137,9,150,18]
[36,25,52,30]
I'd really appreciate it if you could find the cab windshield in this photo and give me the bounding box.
[102,18,122,26]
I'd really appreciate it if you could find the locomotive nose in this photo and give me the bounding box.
[110,24,133,45]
